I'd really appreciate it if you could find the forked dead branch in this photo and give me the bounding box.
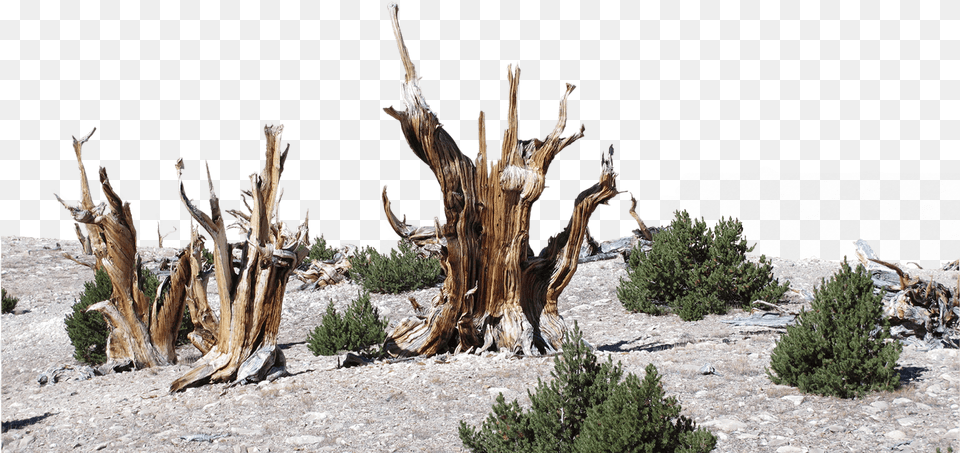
[381,4,621,357]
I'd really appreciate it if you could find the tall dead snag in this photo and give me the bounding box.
[169,125,309,392]
[381,5,619,357]
[56,128,104,270]
[56,129,186,370]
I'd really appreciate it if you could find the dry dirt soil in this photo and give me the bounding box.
[2,235,958,452]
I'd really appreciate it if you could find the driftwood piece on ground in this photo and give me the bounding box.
[55,128,186,371]
[381,5,619,357]
[294,248,353,290]
[849,240,959,347]
[169,125,308,392]
[720,312,796,328]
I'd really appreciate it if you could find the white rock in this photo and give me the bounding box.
[305,412,328,422]
[488,387,515,400]
[776,447,803,453]
[782,395,804,406]
[892,397,913,405]
[897,417,918,427]
[870,401,889,410]
[701,417,748,432]
[285,435,324,445]
[884,430,906,440]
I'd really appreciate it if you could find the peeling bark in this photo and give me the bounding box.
[381,5,620,357]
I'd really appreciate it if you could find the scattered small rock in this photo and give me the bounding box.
[782,395,804,406]
[885,430,906,440]
[285,435,324,445]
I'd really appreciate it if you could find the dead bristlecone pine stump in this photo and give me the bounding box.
[168,124,309,392]
[381,5,621,358]
[55,128,188,372]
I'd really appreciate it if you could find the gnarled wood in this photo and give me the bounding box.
[55,129,186,370]
[169,125,309,392]
[160,226,220,354]
[382,5,620,357]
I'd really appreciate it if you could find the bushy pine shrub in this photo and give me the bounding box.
[618,210,789,321]
[2,288,19,314]
[459,323,716,453]
[766,258,902,398]
[349,241,443,294]
[65,268,113,365]
[307,291,389,356]
[65,267,191,365]
[304,235,337,264]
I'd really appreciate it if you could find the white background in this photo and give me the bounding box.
[3,0,957,269]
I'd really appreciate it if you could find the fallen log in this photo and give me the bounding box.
[854,240,959,348]
[294,247,354,290]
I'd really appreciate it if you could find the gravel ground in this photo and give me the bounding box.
[2,235,958,452]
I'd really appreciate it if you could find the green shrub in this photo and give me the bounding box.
[304,235,337,264]
[618,210,789,321]
[2,288,19,314]
[65,268,113,365]
[65,267,192,365]
[349,241,443,294]
[200,245,215,267]
[307,291,389,356]
[459,323,716,453]
[766,258,901,398]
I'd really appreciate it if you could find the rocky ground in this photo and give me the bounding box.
[2,235,958,452]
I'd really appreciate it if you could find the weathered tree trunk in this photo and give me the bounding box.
[381,5,620,357]
[169,125,309,392]
[55,128,186,370]
[160,227,221,354]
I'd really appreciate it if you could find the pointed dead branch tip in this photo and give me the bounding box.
[601,145,616,173]
[279,143,289,174]
[628,191,653,241]
[383,106,403,120]
[205,161,215,195]
[73,127,96,146]
[388,3,417,84]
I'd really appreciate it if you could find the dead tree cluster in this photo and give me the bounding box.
[57,126,309,391]
[55,4,638,392]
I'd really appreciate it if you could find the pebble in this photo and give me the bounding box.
[782,395,804,406]
[702,417,748,432]
[776,447,803,453]
[285,435,324,445]
[897,417,918,427]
